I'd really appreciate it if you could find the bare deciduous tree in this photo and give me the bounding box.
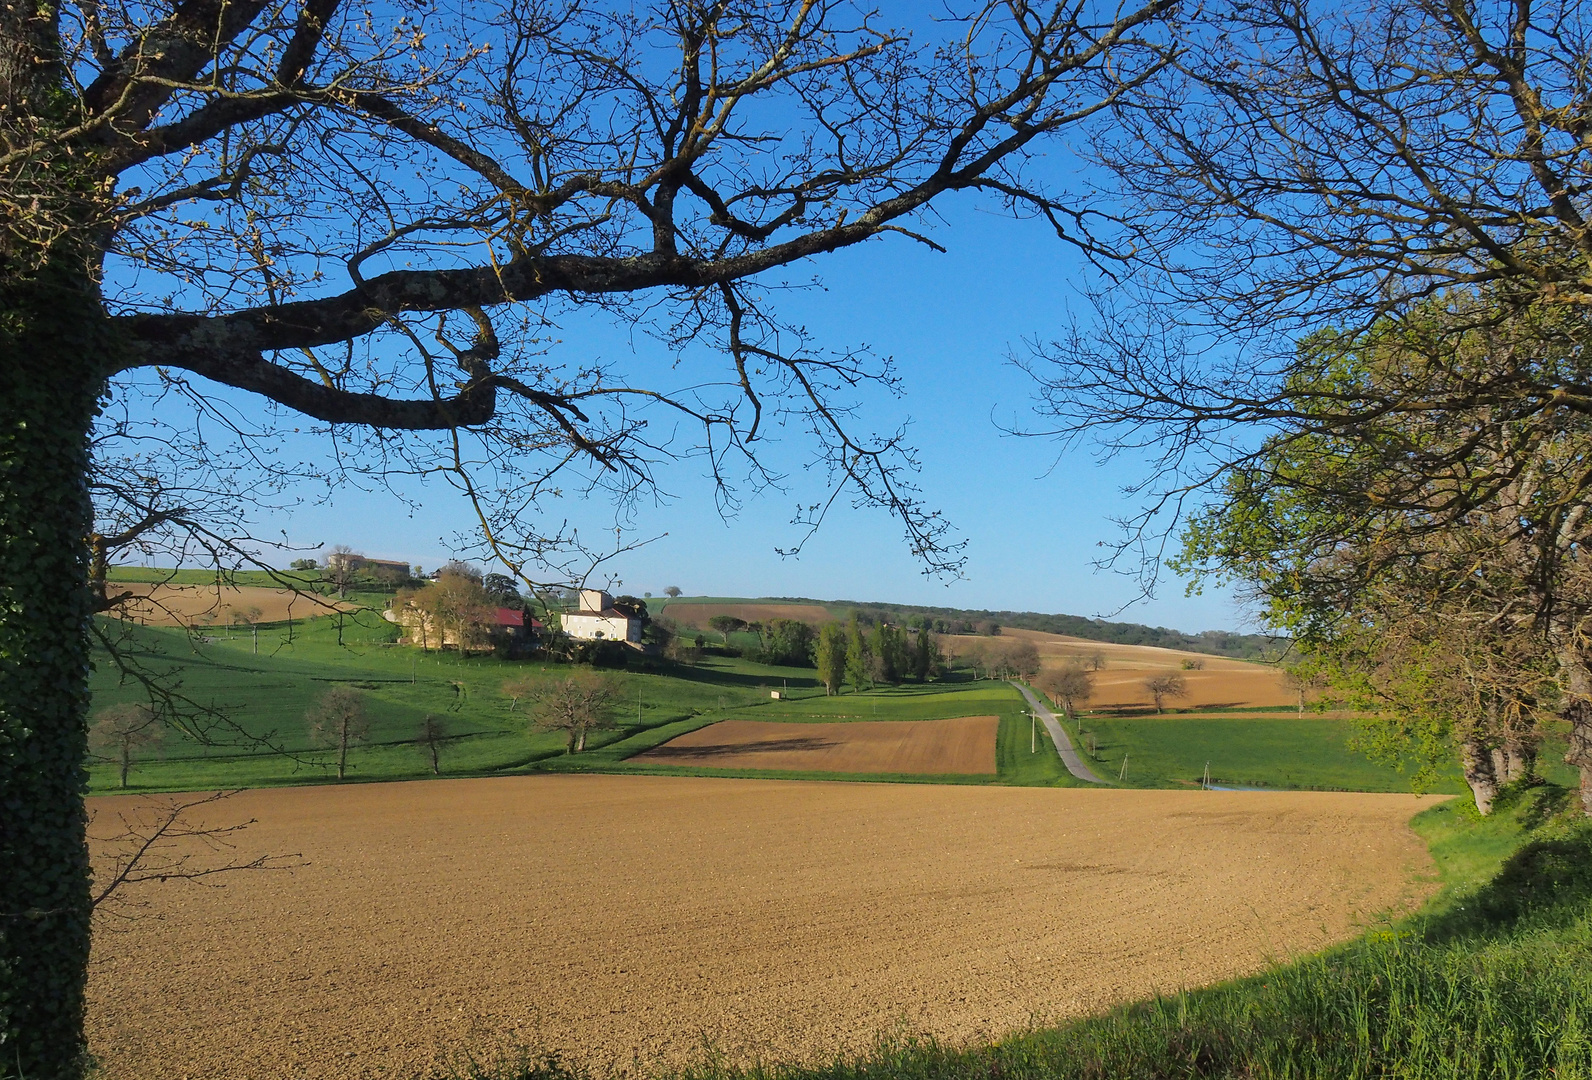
[1037,661,1093,718]
[1143,672,1186,714]
[415,714,448,776]
[1023,0,1592,811]
[89,704,162,789]
[0,0,1179,1070]
[511,670,619,753]
[307,687,371,781]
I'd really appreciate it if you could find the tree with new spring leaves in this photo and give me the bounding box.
[0,0,1178,1070]
[511,670,620,753]
[814,623,846,695]
[1025,0,1592,815]
[89,703,162,789]
[844,613,871,693]
[307,686,370,781]
[911,628,940,682]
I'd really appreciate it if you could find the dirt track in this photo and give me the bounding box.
[632,716,998,774]
[86,777,1436,1079]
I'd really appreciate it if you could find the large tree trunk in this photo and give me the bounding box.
[1461,734,1501,816]
[1558,648,1592,815]
[0,265,106,1079]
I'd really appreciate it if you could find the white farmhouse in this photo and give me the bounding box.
[560,589,643,644]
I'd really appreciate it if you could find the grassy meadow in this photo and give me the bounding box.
[92,596,1436,796]
[87,567,1470,796]
[1061,710,1578,794]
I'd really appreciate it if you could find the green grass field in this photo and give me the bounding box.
[87,611,809,792]
[1060,709,1578,794]
[90,608,1498,797]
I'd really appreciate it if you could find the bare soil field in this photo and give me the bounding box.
[948,628,1296,710]
[104,582,358,627]
[654,601,835,629]
[86,776,1436,1079]
[631,716,998,774]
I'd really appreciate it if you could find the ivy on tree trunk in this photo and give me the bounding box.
[0,263,107,1079]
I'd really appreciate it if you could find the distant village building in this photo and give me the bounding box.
[326,552,412,577]
[561,589,643,644]
[385,604,542,651]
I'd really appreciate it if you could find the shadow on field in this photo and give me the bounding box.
[661,662,821,692]
[640,735,839,760]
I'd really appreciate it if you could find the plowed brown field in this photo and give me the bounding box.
[104,582,358,626]
[86,777,1437,1079]
[947,629,1296,710]
[632,716,998,774]
[654,601,835,628]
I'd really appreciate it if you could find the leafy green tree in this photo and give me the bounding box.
[482,573,523,608]
[612,596,650,625]
[752,619,816,667]
[868,622,912,684]
[844,614,871,693]
[708,614,746,645]
[911,629,940,682]
[815,624,846,695]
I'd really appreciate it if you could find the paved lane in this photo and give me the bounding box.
[1012,681,1107,784]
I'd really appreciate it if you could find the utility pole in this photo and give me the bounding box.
[1030,709,1036,753]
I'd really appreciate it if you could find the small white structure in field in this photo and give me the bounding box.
[561,589,643,644]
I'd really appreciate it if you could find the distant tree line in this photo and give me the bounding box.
[757,598,1285,659]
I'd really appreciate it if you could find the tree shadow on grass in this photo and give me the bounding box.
[1420,783,1592,945]
[650,661,820,692]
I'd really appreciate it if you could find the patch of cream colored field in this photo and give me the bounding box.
[86,776,1436,1079]
[103,582,358,626]
[947,628,1297,710]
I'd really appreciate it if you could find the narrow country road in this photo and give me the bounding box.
[1011,681,1108,784]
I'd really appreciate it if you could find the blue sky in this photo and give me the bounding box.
[238,193,1252,633]
[112,5,1257,634]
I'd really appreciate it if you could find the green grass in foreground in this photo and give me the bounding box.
[434,782,1592,1080]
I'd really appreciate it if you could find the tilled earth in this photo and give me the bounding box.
[86,776,1437,1079]
[631,716,999,774]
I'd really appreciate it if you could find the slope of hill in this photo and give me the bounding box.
[655,596,1284,659]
